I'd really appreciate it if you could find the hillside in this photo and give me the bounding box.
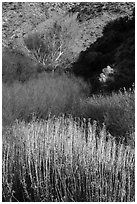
[2,2,134,50]
[2,2,135,91]
[73,10,135,92]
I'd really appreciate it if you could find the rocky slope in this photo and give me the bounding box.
[2,2,134,50]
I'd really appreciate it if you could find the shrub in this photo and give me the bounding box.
[80,88,135,143]
[2,48,37,83]
[2,73,90,125]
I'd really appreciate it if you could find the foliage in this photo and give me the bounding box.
[3,75,134,144]
[2,3,135,202]
[2,11,82,83]
[80,88,135,144]
[24,13,82,72]
[2,73,89,126]
[2,48,37,83]
[2,117,135,201]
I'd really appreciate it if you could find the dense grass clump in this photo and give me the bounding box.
[2,116,135,202]
[2,73,89,126]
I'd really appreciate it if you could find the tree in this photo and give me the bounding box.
[24,12,83,73]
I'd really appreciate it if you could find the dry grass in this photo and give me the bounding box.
[2,116,135,202]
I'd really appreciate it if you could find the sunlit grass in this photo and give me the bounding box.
[2,116,135,202]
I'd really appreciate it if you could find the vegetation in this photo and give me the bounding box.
[3,117,135,202]
[24,13,82,73]
[2,2,135,91]
[2,48,38,83]
[2,2,135,202]
[3,76,134,146]
[2,73,89,126]
[80,88,135,145]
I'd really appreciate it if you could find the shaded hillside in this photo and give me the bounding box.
[72,10,135,92]
[69,2,135,48]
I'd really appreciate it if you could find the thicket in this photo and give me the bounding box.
[2,73,89,126]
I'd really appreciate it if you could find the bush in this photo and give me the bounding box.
[80,89,135,143]
[2,48,37,83]
[2,73,90,125]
